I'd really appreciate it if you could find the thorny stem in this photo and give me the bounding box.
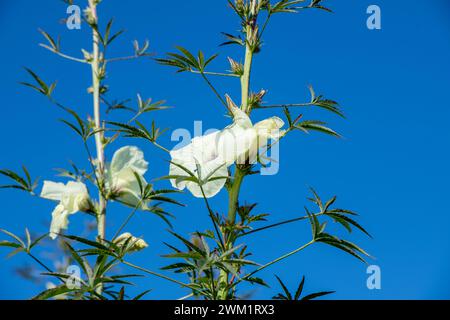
[88,1,107,246]
[241,24,254,114]
[88,0,107,296]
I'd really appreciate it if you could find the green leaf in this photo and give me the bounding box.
[295,120,341,137]
[32,285,74,300]
[294,276,305,300]
[275,275,292,300]
[301,291,335,300]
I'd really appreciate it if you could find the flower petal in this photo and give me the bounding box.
[40,181,67,201]
[185,159,228,198]
[254,116,285,139]
[111,146,148,177]
[49,204,70,240]
[230,106,252,129]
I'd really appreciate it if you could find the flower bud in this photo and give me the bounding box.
[114,232,148,252]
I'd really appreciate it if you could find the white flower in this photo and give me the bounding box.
[169,106,284,198]
[170,130,229,198]
[40,181,90,240]
[106,146,149,207]
[113,232,148,252]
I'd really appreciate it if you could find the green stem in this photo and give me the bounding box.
[112,204,141,240]
[227,168,245,224]
[216,22,256,300]
[241,28,254,113]
[123,260,207,296]
[240,212,324,237]
[200,72,228,110]
[88,1,107,245]
[232,240,315,288]
[192,70,239,78]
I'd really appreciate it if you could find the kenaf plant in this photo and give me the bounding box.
[0,0,371,300]
[116,0,371,300]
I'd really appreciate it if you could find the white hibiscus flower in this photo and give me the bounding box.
[106,146,149,208]
[169,105,284,198]
[40,181,90,239]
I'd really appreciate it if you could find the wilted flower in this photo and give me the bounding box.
[114,232,148,252]
[40,181,90,239]
[106,146,149,208]
[169,105,284,198]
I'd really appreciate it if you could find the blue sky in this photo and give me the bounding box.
[0,0,450,299]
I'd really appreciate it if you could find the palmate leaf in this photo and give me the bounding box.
[137,94,171,114]
[268,0,309,14]
[307,85,344,117]
[32,285,75,300]
[133,40,151,57]
[20,68,57,97]
[220,32,244,47]
[267,0,333,14]
[133,290,152,300]
[0,166,37,194]
[326,212,372,238]
[295,120,341,137]
[38,28,60,52]
[304,190,371,263]
[101,18,124,47]
[108,120,167,144]
[272,275,334,300]
[156,46,218,73]
[308,189,372,237]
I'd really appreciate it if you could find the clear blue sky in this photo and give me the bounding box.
[0,0,449,299]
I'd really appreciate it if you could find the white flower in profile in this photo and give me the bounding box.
[106,146,149,208]
[169,130,229,199]
[169,100,285,199]
[114,232,148,252]
[40,180,90,240]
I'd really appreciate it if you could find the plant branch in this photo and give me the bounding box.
[199,72,229,111]
[232,240,315,288]
[191,70,239,78]
[240,212,325,237]
[123,260,207,296]
[39,45,87,64]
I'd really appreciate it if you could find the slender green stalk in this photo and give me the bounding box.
[200,72,229,110]
[217,12,257,301]
[28,252,53,273]
[192,70,239,78]
[240,212,324,237]
[227,168,245,224]
[254,102,313,109]
[241,26,254,114]
[112,205,140,240]
[232,240,315,288]
[123,260,207,296]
